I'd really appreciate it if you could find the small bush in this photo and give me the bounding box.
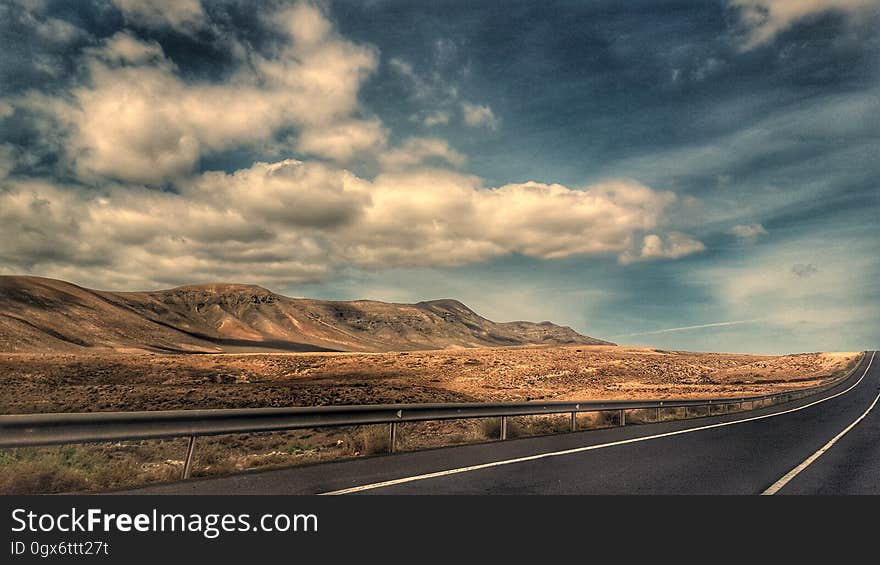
[481,418,502,439]
[480,417,522,439]
[505,415,573,437]
[577,411,619,430]
[354,425,391,455]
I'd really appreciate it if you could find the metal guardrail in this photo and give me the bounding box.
[0,352,866,480]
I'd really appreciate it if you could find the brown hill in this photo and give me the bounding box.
[0,276,612,353]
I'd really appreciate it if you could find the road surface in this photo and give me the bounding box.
[121,351,878,495]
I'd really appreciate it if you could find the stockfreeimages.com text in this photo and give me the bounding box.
[11,508,317,539]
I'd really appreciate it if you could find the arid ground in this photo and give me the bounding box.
[0,345,858,413]
[0,346,861,494]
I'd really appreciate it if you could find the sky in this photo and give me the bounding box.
[0,0,878,354]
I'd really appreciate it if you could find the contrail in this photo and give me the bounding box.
[612,319,761,339]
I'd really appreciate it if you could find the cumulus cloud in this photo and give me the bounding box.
[0,1,704,289]
[356,174,657,266]
[185,159,370,230]
[729,223,768,242]
[378,137,466,170]
[462,102,499,130]
[111,0,207,32]
[296,119,387,162]
[0,162,693,286]
[729,0,878,49]
[22,2,379,184]
[622,232,706,264]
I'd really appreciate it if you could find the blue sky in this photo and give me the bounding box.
[0,0,878,353]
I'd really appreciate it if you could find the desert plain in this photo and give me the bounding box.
[0,345,859,494]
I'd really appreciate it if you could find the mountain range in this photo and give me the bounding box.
[0,276,612,353]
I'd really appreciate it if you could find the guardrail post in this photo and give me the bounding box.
[389,422,398,453]
[500,416,508,440]
[182,435,196,480]
[619,409,625,426]
[684,405,689,418]
[570,412,577,432]
[656,406,661,422]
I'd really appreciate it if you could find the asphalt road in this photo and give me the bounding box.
[121,351,878,495]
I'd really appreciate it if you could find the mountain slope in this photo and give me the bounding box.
[0,276,613,353]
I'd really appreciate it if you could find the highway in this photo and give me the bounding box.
[122,351,878,495]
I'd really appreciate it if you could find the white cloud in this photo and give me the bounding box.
[388,58,499,133]
[462,101,499,130]
[379,137,465,170]
[7,0,86,44]
[729,0,877,49]
[111,0,207,32]
[30,15,84,43]
[184,159,370,230]
[389,58,459,103]
[622,232,706,263]
[0,1,704,290]
[389,57,471,128]
[423,111,451,127]
[729,223,768,241]
[0,162,694,287]
[23,3,379,184]
[297,119,388,162]
[471,181,678,260]
[0,144,17,180]
[388,58,417,82]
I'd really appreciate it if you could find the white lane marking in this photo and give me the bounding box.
[762,390,880,495]
[323,352,875,495]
